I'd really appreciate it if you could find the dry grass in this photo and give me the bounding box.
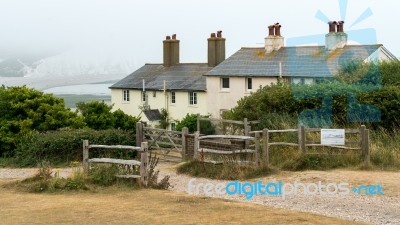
[0,183,368,225]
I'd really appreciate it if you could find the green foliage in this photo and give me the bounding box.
[15,128,136,167]
[225,80,400,130]
[0,86,85,155]
[76,101,115,130]
[175,114,215,135]
[76,101,139,130]
[156,108,169,130]
[113,109,140,130]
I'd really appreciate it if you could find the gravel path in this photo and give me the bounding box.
[157,165,400,225]
[1,166,399,225]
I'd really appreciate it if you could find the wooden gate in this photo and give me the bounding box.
[136,122,188,162]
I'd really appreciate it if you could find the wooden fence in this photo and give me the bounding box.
[193,132,261,167]
[136,122,188,162]
[196,115,259,137]
[83,140,149,186]
[249,125,370,166]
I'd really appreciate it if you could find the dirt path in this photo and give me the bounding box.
[1,166,399,225]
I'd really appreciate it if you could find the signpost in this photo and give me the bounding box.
[321,129,345,145]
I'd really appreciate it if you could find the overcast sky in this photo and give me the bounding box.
[0,0,399,66]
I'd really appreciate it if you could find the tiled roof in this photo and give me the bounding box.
[205,45,383,77]
[110,63,212,91]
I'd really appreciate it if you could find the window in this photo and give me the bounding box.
[221,77,230,89]
[153,91,156,97]
[170,122,176,131]
[189,92,197,105]
[171,92,176,104]
[247,78,252,90]
[122,90,130,102]
[141,91,147,102]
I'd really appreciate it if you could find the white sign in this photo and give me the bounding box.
[321,129,345,145]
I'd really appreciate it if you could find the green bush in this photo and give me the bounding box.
[15,128,136,167]
[0,86,85,155]
[175,114,215,135]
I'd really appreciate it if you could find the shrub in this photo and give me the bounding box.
[0,86,85,155]
[15,128,136,167]
[89,164,120,186]
[175,114,215,135]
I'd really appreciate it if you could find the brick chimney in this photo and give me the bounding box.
[265,23,284,54]
[208,31,226,67]
[163,34,180,67]
[326,21,347,51]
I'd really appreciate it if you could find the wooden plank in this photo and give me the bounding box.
[140,142,149,187]
[198,117,245,125]
[194,132,200,159]
[202,160,255,165]
[182,127,189,161]
[345,129,361,134]
[254,132,260,167]
[198,135,255,140]
[263,129,269,167]
[249,131,262,135]
[300,126,306,153]
[89,158,141,166]
[146,134,182,142]
[83,140,89,173]
[269,129,298,133]
[89,145,141,151]
[305,144,361,150]
[143,127,181,135]
[305,128,320,132]
[269,142,299,147]
[116,175,141,179]
[199,148,255,154]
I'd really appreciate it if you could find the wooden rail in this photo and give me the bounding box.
[83,141,149,186]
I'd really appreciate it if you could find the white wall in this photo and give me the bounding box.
[206,76,278,118]
[111,89,208,123]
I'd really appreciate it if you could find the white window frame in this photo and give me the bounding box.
[141,91,147,102]
[170,122,176,131]
[221,77,230,89]
[189,92,197,105]
[246,77,253,91]
[171,91,176,104]
[122,89,130,102]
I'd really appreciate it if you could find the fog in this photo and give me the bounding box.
[0,0,399,74]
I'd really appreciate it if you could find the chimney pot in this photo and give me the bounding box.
[166,36,171,40]
[268,25,274,36]
[328,21,337,33]
[211,33,216,38]
[274,23,282,36]
[337,21,345,32]
[172,34,177,40]
[217,31,222,38]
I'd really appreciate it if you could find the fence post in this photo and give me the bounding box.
[262,129,269,167]
[364,129,370,165]
[83,140,89,173]
[136,122,143,147]
[360,125,370,164]
[193,131,200,160]
[181,127,189,161]
[140,142,149,187]
[254,132,260,167]
[300,126,306,154]
[196,114,200,133]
